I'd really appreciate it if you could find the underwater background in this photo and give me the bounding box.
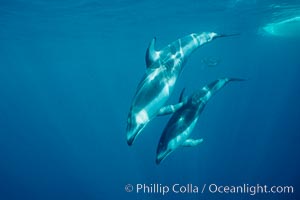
[0,0,299,199]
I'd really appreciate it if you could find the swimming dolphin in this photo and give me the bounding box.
[126,32,237,146]
[262,16,300,38]
[156,78,244,164]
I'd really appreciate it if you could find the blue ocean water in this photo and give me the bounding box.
[0,0,299,199]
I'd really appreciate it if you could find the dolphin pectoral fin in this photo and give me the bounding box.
[145,37,159,68]
[182,138,204,147]
[157,102,184,116]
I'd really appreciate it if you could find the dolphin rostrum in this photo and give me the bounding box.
[156,78,244,164]
[126,32,237,146]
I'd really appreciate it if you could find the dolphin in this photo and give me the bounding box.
[262,16,300,38]
[156,78,244,164]
[126,32,238,146]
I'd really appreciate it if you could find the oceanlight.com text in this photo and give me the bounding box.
[207,183,294,195]
[125,183,294,196]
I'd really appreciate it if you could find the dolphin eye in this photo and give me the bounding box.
[127,115,131,122]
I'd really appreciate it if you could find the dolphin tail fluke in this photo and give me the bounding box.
[217,33,241,39]
[223,76,246,86]
[227,77,247,82]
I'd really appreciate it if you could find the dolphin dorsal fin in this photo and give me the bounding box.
[145,37,159,68]
[179,88,186,102]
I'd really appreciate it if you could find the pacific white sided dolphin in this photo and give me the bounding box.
[262,16,300,38]
[156,78,244,164]
[126,32,238,146]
